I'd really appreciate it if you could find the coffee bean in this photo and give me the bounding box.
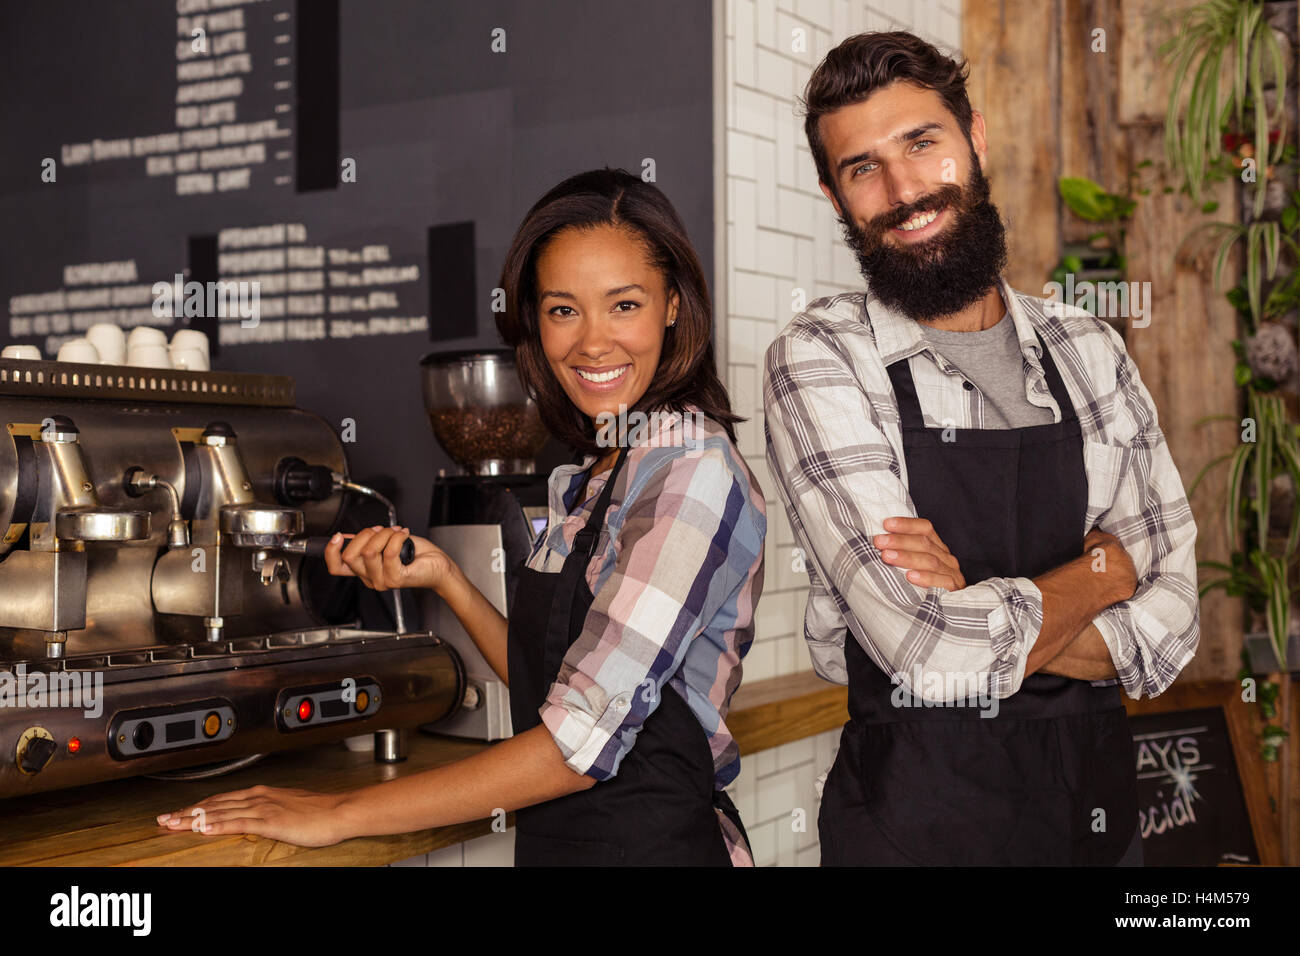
[429,404,550,468]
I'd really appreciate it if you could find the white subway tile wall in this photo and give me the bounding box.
[388,0,959,869]
[390,827,517,868]
[719,0,960,865]
[720,728,841,865]
[722,0,961,683]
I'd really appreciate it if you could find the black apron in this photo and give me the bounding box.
[507,445,748,865]
[818,327,1141,866]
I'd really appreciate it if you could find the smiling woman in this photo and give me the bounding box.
[497,168,741,459]
[488,169,766,864]
[158,169,768,868]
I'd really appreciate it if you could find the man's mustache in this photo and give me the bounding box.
[863,183,965,236]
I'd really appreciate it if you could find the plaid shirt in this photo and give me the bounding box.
[763,277,1199,701]
[527,404,766,865]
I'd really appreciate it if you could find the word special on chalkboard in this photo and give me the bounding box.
[1130,707,1259,866]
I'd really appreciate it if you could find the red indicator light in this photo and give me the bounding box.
[67,737,81,754]
[297,698,314,722]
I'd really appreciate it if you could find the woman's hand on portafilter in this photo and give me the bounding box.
[324,525,453,592]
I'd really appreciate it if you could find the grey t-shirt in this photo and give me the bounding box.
[918,312,1055,429]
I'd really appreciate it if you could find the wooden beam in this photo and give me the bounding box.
[1060,0,1125,243]
[963,0,1062,293]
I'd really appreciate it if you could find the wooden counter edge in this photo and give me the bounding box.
[730,670,848,755]
[9,670,846,867]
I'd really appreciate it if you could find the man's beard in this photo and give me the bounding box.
[837,153,1008,322]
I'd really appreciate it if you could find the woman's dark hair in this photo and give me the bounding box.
[496,168,742,457]
[800,31,973,190]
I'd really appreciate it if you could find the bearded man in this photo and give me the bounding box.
[762,31,1199,867]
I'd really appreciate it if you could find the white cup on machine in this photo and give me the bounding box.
[170,347,208,371]
[126,327,172,368]
[1,345,42,360]
[170,329,210,370]
[85,323,127,364]
[127,327,168,350]
[57,339,101,364]
[170,328,209,360]
[128,344,173,369]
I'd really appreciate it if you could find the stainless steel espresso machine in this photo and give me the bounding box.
[0,358,464,799]
[416,349,552,741]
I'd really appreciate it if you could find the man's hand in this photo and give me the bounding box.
[874,516,966,591]
[1037,623,1119,680]
[877,520,1136,603]
[1026,526,1138,677]
[1033,528,1137,680]
[1081,527,1139,605]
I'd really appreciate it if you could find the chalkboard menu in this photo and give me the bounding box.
[0,0,451,362]
[0,0,715,524]
[1130,706,1260,866]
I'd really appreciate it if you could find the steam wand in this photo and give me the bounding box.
[332,472,408,634]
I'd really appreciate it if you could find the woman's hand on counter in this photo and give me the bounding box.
[156,786,349,846]
[324,525,454,592]
[155,726,594,847]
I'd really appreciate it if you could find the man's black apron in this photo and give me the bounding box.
[507,445,748,865]
[818,325,1141,866]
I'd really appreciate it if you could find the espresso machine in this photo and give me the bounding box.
[0,358,464,798]
[416,349,552,741]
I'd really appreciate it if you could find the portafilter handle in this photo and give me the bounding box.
[284,536,415,564]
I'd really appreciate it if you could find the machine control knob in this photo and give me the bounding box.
[274,456,336,503]
[38,415,80,443]
[132,721,155,751]
[200,421,237,445]
[15,727,57,775]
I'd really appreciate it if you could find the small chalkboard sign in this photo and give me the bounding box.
[1124,681,1280,866]
[1130,707,1256,864]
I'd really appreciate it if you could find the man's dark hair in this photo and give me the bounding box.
[800,31,973,189]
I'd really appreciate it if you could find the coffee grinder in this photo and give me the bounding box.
[416,349,552,740]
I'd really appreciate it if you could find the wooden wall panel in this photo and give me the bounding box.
[1122,127,1242,683]
[1118,1,1243,683]
[963,0,1061,293]
[1059,0,1125,243]
[967,0,1244,682]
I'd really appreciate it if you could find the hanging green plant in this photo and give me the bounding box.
[1059,176,1138,221]
[1190,218,1290,330]
[1047,176,1137,306]
[1195,387,1300,673]
[1161,0,1288,218]
[1168,0,1298,763]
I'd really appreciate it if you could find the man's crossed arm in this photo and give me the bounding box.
[872,516,1135,681]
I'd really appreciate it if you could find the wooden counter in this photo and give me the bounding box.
[0,671,847,866]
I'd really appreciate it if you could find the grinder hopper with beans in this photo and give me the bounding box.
[416,349,554,741]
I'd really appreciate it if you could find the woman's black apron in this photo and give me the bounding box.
[507,445,748,865]
[818,326,1141,866]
